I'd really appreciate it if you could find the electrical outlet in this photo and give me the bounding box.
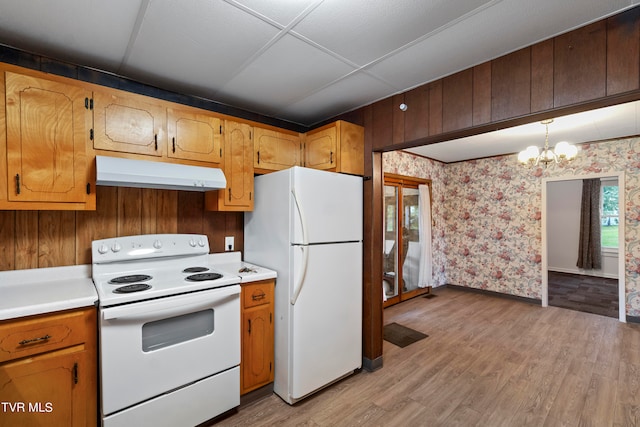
[225,236,234,252]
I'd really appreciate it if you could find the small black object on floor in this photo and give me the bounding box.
[383,323,428,348]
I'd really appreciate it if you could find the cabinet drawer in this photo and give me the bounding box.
[0,309,91,363]
[242,281,274,309]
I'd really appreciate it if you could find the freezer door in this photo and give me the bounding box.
[287,241,362,402]
[290,167,362,244]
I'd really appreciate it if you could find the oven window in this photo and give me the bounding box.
[142,309,214,352]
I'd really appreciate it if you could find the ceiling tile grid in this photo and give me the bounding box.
[214,33,357,116]
[0,0,639,153]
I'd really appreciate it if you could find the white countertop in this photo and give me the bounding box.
[208,252,277,283]
[0,265,98,321]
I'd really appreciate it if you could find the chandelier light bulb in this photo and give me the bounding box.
[554,141,578,160]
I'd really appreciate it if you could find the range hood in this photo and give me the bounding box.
[95,156,226,192]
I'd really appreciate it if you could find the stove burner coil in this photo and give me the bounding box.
[182,267,210,273]
[185,272,223,282]
[113,284,152,293]
[109,274,152,284]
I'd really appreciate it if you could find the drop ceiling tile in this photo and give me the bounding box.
[121,0,279,94]
[291,0,492,66]
[276,71,396,125]
[0,0,143,70]
[215,33,356,117]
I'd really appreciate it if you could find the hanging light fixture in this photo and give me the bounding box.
[517,119,578,167]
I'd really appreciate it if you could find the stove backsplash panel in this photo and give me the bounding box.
[0,187,244,271]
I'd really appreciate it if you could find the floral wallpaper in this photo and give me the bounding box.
[383,136,640,317]
[383,152,448,288]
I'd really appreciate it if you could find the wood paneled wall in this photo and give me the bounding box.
[0,186,244,271]
[355,7,640,151]
[330,5,640,370]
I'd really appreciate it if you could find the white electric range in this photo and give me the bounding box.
[91,234,241,427]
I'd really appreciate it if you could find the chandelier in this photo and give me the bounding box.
[517,119,578,167]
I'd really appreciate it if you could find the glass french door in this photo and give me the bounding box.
[383,175,430,307]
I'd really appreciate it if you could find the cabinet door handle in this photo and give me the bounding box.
[228,188,232,201]
[15,174,20,195]
[248,319,251,334]
[19,334,51,345]
[252,291,266,301]
[172,137,176,153]
[330,151,333,164]
[257,151,260,164]
[73,362,78,384]
[154,134,158,151]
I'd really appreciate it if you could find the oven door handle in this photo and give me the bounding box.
[102,285,240,321]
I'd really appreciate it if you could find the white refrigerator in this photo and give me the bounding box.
[244,166,362,404]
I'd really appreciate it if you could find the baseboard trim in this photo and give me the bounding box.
[362,355,383,372]
[627,316,640,324]
[445,284,542,305]
[239,383,273,407]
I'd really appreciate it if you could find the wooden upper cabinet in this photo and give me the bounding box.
[304,120,364,176]
[206,120,253,212]
[305,123,337,171]
[253,127,301,172]
[93,89,166,156]
[167,106,222,164]
[3,71,94,209]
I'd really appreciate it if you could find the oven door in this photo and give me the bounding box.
[99,285,240,416]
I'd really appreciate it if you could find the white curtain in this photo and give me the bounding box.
[418,184,433,287]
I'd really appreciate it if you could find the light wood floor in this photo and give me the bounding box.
[216,287,640,426]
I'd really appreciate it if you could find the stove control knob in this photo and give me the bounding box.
[111,242,122,253]
[98,244,109,254]
[198,239,205,247]
[153,240,163,249]
[189,239,197,247]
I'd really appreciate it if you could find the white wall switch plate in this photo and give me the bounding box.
[225,236,234,251]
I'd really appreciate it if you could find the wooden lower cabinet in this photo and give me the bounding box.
[0,307,97,427]
[240,279,274,395]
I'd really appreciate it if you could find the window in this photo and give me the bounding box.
[601,178,619,249]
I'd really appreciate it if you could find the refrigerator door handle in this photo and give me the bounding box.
[291,245,309,305]
[291,188,309,245]
[291,188,309,305]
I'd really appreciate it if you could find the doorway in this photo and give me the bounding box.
[541,172,626,322]
[382,173,431,307]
